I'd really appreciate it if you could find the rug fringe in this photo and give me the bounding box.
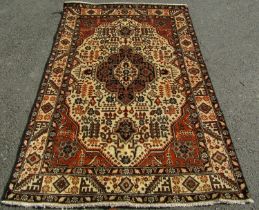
[64,1,188,6]
[1,198,254,209]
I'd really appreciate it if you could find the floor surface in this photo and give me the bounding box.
[0,0,258,209]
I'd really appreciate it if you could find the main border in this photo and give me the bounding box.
[1,2,254,208]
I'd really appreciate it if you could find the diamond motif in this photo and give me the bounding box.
[155,97,161,105]
[198,103,212,114]
[173,141,194,160]
[212,151,227,164]
[3,6,250,207]
[41,102,53,113]
[119,177,133,192]
[27,152,41,166]
[53,176,70,193]
[183,176,199,192]
[115,118,136,142]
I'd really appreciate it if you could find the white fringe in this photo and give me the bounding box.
[1,198,254,209]
[64,1,188,6]
[3,1,252,209]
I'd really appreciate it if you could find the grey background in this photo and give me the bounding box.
[0,0,258,209]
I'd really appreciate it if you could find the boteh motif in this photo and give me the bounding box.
[2,3,252,208]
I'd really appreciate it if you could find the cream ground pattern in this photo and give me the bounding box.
[0,0,258,210]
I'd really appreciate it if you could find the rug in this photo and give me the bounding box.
[2,2,253,208]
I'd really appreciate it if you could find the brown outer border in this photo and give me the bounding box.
[1,3,253,208]
[182,6,251,198]
[1,6,69,202]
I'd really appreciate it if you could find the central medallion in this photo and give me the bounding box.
[113,58,139,88]
[96,46,156,105]
[68,18,186,166]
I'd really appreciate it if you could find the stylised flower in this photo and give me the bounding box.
[87,108,95,115]
[106,96,114,103]
[59,141,78,160]
[156,108,163,115]
[139,119,145,125]
[75,98,82,104]
[71,186,79,194]
[169,98,177,104]
[173,141,194,160]
[106,119,112,126]
[42,185,50,193]
[138,96,145,102]
[121,156,131,164]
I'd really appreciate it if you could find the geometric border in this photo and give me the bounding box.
[1,2,253,208]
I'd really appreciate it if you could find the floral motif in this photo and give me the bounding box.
[2,3,251,208]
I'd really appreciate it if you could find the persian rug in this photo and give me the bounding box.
[2,2,253,208]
